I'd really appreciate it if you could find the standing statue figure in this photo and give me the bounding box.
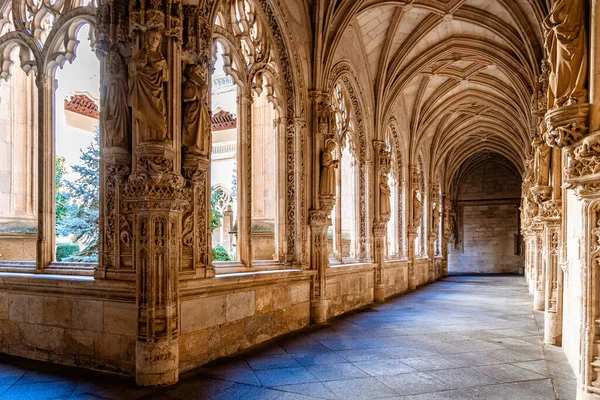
[413,190,423,227]
[379,174,391,217]
[319,140,339,197]
[128,29,169,141]
[544,0,588,109]
[182,63,211,156]
[533,123,551,186]
[103,49,130,149]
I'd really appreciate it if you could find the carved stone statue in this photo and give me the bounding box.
[128,29,169,141]
[413,191,423,227]
[103,49,130,149]
[544,0,588,109]
[319,140,339,197]
[533,127,551,187]
[182,63,211,156]
[380,175,391,217]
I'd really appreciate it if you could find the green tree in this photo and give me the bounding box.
[55,156,69,224]
[57,128,100,262]
[211,187,225,233]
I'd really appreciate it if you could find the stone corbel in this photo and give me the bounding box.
[565,133,600,199]
[545,103,590,148]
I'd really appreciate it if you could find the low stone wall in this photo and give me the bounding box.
[326,264,375,318]
[382,260,408,298]
[0,275,136,374]
[178,271,313,372]
[414,259,430,286]
[0,261,442,380]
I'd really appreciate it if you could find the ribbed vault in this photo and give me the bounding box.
[317,0,549,190]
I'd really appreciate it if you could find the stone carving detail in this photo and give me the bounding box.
[128,29,169,142]
[182,63,211,157]
[540,200,562,220]
[320,139,338,197]
[565,134,600,197]
[103,49,131,150]
[543,0,589,148]
[129,0,183,41]
[545,103,590,147]
[544,0,588,110]
[379,148,392,220]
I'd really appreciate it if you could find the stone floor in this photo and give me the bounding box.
[0,276,576,399]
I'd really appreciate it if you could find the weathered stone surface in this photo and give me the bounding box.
[103,302,136,335]
[72,299,103,332]
[43,297,73,328]
[226,291,255,322]
[181,295,227,333]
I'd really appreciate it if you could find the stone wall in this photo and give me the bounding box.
[0,276,136,375]
[449,163,523,274]
[177,272,312,373]
[382,261,408,298]
[326,264,375,318]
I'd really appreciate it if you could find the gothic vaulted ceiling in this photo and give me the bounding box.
[319,0,549,187]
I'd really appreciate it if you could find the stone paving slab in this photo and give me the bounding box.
[0,276,576,399]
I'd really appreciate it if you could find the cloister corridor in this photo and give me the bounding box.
[0,276,575,399]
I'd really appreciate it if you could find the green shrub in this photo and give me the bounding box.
[212,245,232,261]
[56,244,80,261]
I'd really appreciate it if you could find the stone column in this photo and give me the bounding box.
[541,206,562,346]
[126,0,186,385]
[532,225,545,311]
[428,183,440,282]
[36,73,56,269]
[442,193,451,277]
[372,141,390,302]
[407,165,421,289]
[237,91,253,265]
[95,1,134,279]
[309,93,336,323]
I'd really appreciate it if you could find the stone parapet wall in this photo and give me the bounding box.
[0,275,136,375]
[326,264,375,318]
[382,260,408,298]
[414,259,430,286]
[178,271,312,372]
[0,262,437,377]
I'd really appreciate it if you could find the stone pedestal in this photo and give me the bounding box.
[135,339,179,386]
[311,299,329,324]
[544,310,562,346]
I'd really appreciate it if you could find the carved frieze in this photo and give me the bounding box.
[565,134,600,198]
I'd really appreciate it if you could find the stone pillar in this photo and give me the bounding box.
[237,92,253,266]
[532,226,545,311]
[428,183,440,282]
[442,193,451,277]
[125,0,186,385]
[309,93,336,323]
[542,211,562,346]
[373,141,391,302]
[564,133,600,399]
[36,73,56,269]
[407,227,417,290]
[407,164,421,289]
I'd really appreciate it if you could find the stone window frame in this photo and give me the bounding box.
[210,0,290,271]
[328,82,361,264]
[0,0,98,273]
